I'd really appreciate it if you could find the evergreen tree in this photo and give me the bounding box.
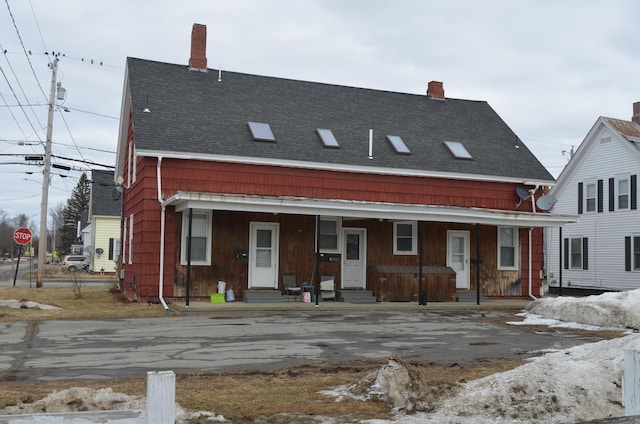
[60,173,91,253]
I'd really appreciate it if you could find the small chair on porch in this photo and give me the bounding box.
[282,274,301,301]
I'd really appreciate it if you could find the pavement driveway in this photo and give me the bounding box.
[0,309,609,382]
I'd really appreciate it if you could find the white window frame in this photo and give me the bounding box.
[128,214,134,265]
[317,217,341,253]
[585,182,597,213]
[569,237,583,270]
[393,221,417,255]
[180,210,212,266]
[618,177,630,210]
[497,226,519,270]
[122,217,127,264]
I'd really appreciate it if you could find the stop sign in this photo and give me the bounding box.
[13,227,32,245]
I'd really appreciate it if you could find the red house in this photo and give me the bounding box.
[114,24,575,306]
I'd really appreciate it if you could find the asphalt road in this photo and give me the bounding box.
[0,310,609,382]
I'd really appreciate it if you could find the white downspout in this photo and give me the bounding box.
[528,227,536,300]
[156,156,170,311]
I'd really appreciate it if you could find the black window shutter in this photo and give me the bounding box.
[582,237,588,270]
[609,178,615,211]
[597,180,603,213]
[578,183,583,214]
[109,238,114,260]
[563,238,569,269]
[632,175,637,210]
[625,236,632,271]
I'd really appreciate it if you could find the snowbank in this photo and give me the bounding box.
[0,299,61,310]
[355,290,640,423]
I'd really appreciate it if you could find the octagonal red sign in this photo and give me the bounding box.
[13,227,32,245]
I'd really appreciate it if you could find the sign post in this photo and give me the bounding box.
[12,227,32,287]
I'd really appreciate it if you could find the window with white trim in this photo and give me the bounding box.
[393,221,417,255]
[618,178,629,210]
[585,182,596,212]
[128,214,134,265]
[181,210,212,265]
[122,217,127,263]
[624,235,640,271]
[498,227,518,269]
[318,217,341,252]
[564,237,588,270]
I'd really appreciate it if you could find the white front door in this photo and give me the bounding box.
[248,222,279,289]
[447,230,470,289]
[342,228,366,289]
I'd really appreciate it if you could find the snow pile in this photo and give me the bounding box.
[0,387,145,415]
[417,334,639,423]
[0,387,226,423]
[355,290,640,423]
[525,289,640,330]
[0,299,61,310]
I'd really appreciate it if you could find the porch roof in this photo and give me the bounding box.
[163,192,577,228]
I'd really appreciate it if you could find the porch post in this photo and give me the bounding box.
[186,208,193,306]
[418,222,426,305]
[315,215,320,306]
[476,223,481,305]
[558,226,563,296]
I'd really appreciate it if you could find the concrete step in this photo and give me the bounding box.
[337,290,377,304]
[456,291,486,302]
[242,290,288,303]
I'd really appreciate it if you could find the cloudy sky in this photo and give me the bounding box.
[1,0,639,230]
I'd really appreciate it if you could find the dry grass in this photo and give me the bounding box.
[0,285,168,321]
[0,358,525,423]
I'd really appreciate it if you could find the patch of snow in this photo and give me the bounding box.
[0,299,61,310]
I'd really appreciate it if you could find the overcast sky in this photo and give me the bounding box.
[1,0,639,231]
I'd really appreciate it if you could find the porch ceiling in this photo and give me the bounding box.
[163,192,577,228]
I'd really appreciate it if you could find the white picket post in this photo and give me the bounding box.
[624,350,640,416]
[146,370,176,424]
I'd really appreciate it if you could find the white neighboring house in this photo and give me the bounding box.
[86,170,122,274]
[546,102,640,294]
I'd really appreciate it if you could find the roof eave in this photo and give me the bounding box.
[163,192,577,228]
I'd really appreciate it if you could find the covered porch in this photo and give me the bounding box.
[161,192,577,304]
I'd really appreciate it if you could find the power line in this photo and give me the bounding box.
[3,0,48,100]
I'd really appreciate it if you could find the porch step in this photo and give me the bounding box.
[337,290,377,304]
[242,290,287,303]
[456,291,486,302]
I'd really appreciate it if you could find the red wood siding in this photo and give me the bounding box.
[157,159,536,212]
[120,153,544,301]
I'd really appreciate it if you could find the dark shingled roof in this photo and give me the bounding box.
[90,170,121,217]
[126,57,554,182]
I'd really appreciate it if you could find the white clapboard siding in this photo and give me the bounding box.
[547,120,640,292]
[91,216,121,273]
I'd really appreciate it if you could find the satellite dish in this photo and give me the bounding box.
[516,187,529,200]
[536,194,557,211]
[515,187,531,209]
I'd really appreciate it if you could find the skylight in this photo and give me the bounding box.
[444,141,472,159]
[386,135,411,155]
[248,122,276,142]
[317,128,340,148]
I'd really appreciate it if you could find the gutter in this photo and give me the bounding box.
[528,227,536,300]
[156,156,171,312]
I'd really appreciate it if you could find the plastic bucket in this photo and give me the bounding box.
[217,281,226,294]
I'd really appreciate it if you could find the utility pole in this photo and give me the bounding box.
[36,58,58,287]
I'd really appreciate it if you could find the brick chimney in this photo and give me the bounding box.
[633,102,640,124]
[427,81,445,99]
[188,23,207,71]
